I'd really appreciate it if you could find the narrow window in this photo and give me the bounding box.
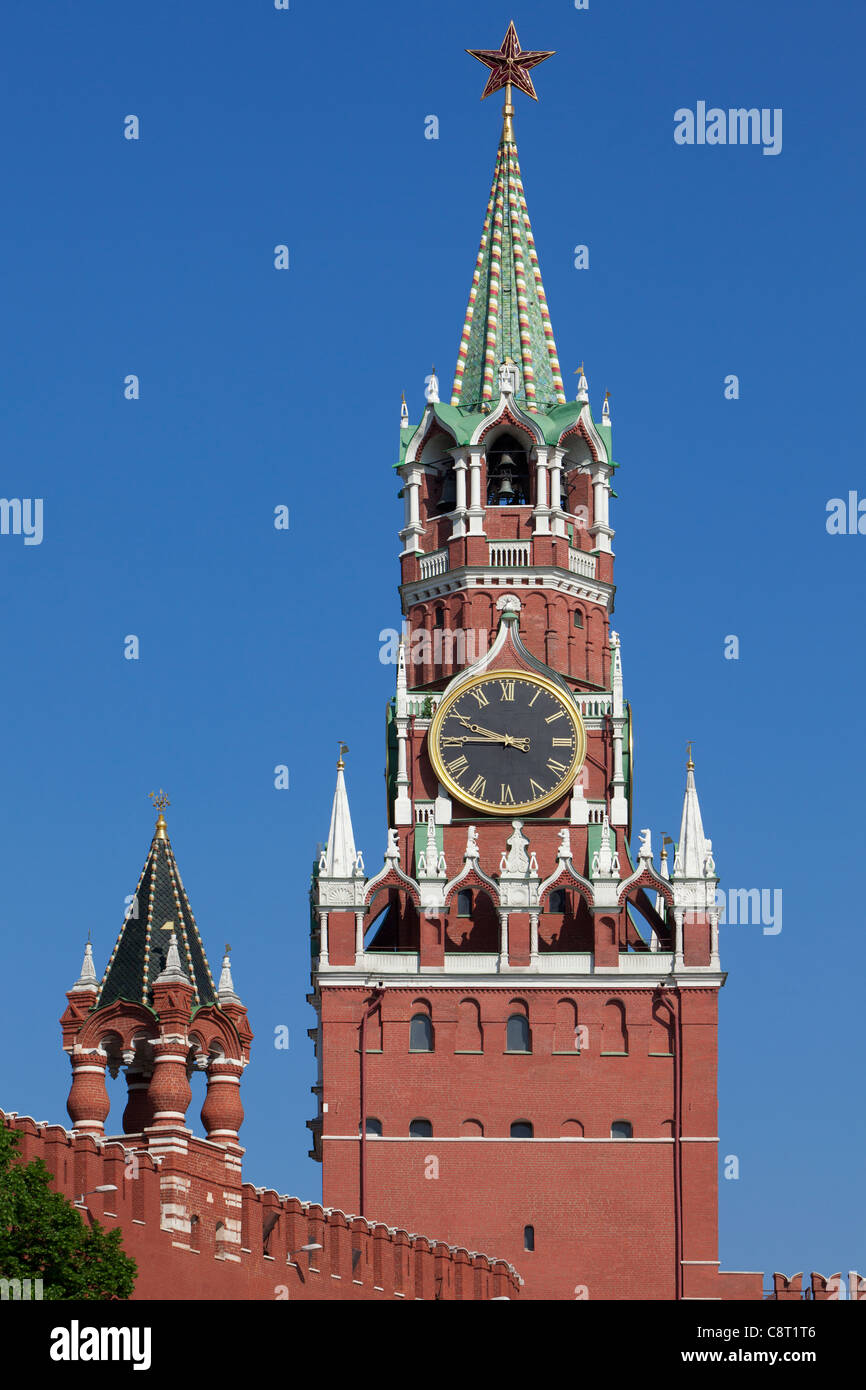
[549,888,566,913]
[511,1120,533,1138]
[409,1118,433,1138]
[573,610,584,629]
[524,1225,535,1252]
[506,1013,531,1053]
[409,1013,434,1052]
[434,605,445,630]
[457,889,473,917]
[611,1120,633,1139]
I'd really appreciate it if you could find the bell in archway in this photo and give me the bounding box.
[497,454,516,501]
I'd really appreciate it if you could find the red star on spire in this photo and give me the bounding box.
[467,21,554,102]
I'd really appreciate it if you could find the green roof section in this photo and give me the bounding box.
[96,818,218,1012]
[397,399,614,467]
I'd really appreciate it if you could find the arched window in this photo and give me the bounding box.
[486,433,530,505]
[409,1118,433,1138]
[434,605,445,630]
[549,888,566,913]
[409,1012,434,1052]
[554,998,579,1053]
[457,889,473,917]
[511,1120,533,1138]
[611,1120,633,1139]
[524,1225,535,1252]
[573,609,584,629]
[364,1004,382,1052]
[455,998,483,1053]
[561,1119,584,1137]
[506,1013,531,1053]
[363,1117,382,1137]
[602,999,628,1055]
[650,1004,674,1055]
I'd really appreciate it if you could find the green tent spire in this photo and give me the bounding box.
[451,27,566,414]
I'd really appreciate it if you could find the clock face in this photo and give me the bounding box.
[428,670,586,815]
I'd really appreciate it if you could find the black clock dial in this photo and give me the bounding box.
[428,671,586,815]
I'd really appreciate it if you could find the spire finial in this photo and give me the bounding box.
[686,741,694,771]
[149,789,170,839]
[337,741,349,770]
[575,362,589,404]
[467,23,555,144]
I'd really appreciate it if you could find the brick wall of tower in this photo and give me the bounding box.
[317,984,722,1301]
[403,586,611,688]
[1,1111,521,1301]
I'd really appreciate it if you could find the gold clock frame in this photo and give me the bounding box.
[428,669,587,816]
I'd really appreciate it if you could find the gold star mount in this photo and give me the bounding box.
[467,21,554,102]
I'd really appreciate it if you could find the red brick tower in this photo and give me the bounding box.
[309,26,725,1301]
[60,797,254,1261]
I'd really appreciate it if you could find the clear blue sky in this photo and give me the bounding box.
[1,0,863,1284]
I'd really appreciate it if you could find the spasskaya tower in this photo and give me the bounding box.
[307,24,729,1302]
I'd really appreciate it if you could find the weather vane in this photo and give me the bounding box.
[337,742,349,769]
[686,742,695,768]
[149,789,170,815]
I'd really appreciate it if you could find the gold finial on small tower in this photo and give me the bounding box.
[149,789,170,839]
[686,742,695,771]
[337,742,349,770]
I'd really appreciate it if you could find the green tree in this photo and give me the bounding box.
[0,1124,136,1299]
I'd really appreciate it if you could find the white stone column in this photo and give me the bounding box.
[451,456,468,539]
[529,911,540,965]
[709,908,720,969]
[549,454,566,537]
[673,908,684,972]
[533,451,551,535]
[609,722,628,826]
[399,466,424,554]
[589,465,614,553]
[498,910,509,970]
[354,911,365,965]
[467,451,485,536]
[318,911,329,966]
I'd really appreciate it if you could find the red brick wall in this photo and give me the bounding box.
[1,1111,521,1301]
[318,985,722,1300]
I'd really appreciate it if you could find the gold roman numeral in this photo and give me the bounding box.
[528,688,542,707]
[545,709,565,724]
[499,680,515,702]
[551,737,572,747]
[470,687,489,707]
[529,778,546,798]
[468,775,487,798]
[500,784,515,804]
[547,758,568,774]
[446,755,469,776]
[440,737,464,747]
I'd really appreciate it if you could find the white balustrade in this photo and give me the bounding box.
[568,549,597,578]
[418,548,449,580]
[489,541,530,568]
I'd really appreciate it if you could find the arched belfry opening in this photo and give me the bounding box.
[486,432,530,505]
